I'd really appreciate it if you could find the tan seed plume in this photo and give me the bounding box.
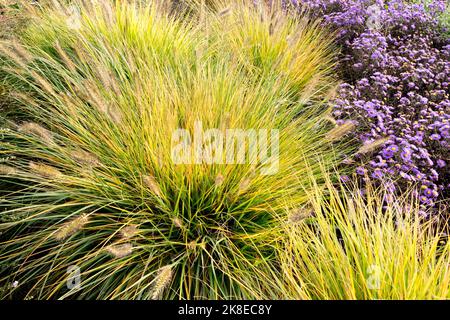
[288,206,313,224]
[11,41,33,63]
[214,173,225,187]
[0,44,28,69]
[18,122,54,145]
[29,162,62,179]
[324,115,337,125]
[238,178,251,194]
[11,92,40,109]
[143,175,162,198]
[54,214,89,241]
[55,41,77,73]
[107,105,123,124]
[0,164,17,175]
[326,121,355,141]
[29,70,56,96]
[341,158,355,165]
[357,137,389,155]
[324,84,339,101]
[70,149,101,167]
[151,265,173,300]
[95,64,121,96]
[120,225,138,239]
[186,240,197,250]
[172,217,184,229]
[82,81,110,116]
[106,243,133,259]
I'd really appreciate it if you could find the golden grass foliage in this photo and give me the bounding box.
[236,177,450,300]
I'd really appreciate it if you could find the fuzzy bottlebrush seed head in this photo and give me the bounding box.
[10,41,33,64]
[106,105,123,124]
[54,214,89,241]
[324,115,337,126]
[186,240,199,250]
[151,265,173,300]
[238,178,252,194]
[142,175,162,198]
[287,206,314,224]
[357,137,390,155]
[341,157,355,165]
[54,40,77,73]
[0,42,30,69]
[171,217,184,229]
[119,225,139,239]
[28,161,62,179]
[29,70,57,96]
[18,122,55,145]
[326,121,355,142]
[70,149,101,168]
[0,164,17,175]
[79,82,122,123]
[214,173,225,187]
[106,243,133,259]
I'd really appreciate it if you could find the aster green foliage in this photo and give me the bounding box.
[0,0,343,299]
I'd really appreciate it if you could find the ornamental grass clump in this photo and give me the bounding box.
[0,0,342,299]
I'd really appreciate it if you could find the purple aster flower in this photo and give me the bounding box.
[400,148,412,162]
[423,188,434,198]
[399,171,412,180]
[371,169,383,179]
[388,145,399,153]
[420,196,433,206]
[416,172,425,180]
[430,169,439,180]
[437,159,446,168]
[356,166,366,175]
[419,97,429,105]
[381,148,394,159]
[418,209,430,218]
[430,133,441,141]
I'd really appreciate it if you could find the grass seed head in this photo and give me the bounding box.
[18,122,54,145]
[0,164,17,175]
[143,175,162,198]
[151,265,173,300]
[326,121,355,142]
[54,214,89,241]
[214,173,225,187]
[70,149,101,167]
[172,217,184,229]
[106,243,133,259]
[238,177,252,194]
[357,137,390,155]
[29,161,62,179]
[119,225,139,239]
[287,206,313,224]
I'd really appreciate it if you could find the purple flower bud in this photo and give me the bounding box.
[430,133,441,141]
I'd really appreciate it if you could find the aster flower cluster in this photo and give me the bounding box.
[296,0,450,209]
